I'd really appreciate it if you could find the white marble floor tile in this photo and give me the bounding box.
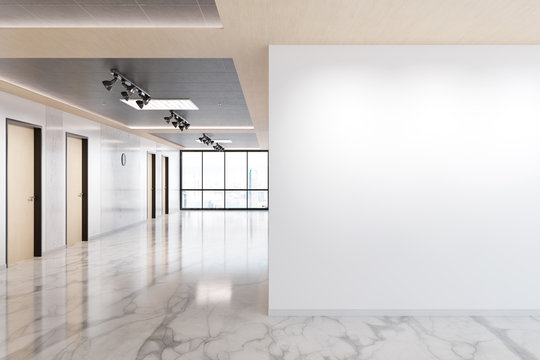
[1,211,539,359]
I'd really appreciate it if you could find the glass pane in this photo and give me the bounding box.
[203,152,224,189]
[226,191,247,208]
[182,152,202,189]
[225,152,247,189]
[203,191,224,209]
[182,191,202,208]
[248,191,268,209]
[248,152,268,189]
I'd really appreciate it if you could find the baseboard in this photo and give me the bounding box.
[88,211,180,240]
[88,219,149,240]
[268,309,540,317]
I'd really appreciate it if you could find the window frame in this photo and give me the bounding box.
[181,150,269,210]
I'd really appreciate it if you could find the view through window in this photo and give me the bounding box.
[181,151,268,209]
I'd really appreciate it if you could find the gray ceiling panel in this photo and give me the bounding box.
[141,5,205,26]
[138,0,199,4]
[0,0,221,27]
[0,5,37,25]
[8,0,76,4]
[78,0,138,4]
[0,58,252,127]
[81,5,152,26]
[200,5,221,27]
[153,133,260,149]
[23,5,94,25]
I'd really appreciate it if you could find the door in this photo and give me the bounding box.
[67,136,83,246]
[148,153,155,219]
[162,156,169,215]
[7,123,35,264]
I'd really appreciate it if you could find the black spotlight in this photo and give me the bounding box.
[184,123,190,130]
[102,69,153,109]
[172,121,178,128]
[140,92,151,105]
[164,112,173,124]
[102,75,118,91]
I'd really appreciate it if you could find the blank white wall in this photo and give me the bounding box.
[0,90,180,264]
[269,45,540,315]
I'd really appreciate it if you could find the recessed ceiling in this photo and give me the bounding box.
[0,0,221,28]
[0,58,256,148]
[0,58,251,126]
[153,132,259,149]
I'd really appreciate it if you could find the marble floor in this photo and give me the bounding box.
[1,211,540,359]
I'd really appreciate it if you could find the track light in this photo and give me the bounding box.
[102,74,118,91]
[198,134,223,151]
[139,92,151,105]
[102,68,151,108]
[213,143,224,152]
[163,111,190,131]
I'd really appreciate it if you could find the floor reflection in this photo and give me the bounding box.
[1,211,538,360]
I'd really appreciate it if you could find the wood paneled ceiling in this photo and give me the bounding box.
[2,0,540,149]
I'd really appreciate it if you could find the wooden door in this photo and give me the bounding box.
[7,123,35,264]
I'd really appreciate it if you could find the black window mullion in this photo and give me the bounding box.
[246,151,249,209]
[201,151,204,208]
[224,151,227,209]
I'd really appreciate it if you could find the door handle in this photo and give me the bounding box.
[27,196,35,202]
[78,193,84,198]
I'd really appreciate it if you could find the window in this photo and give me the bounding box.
[182,152,202,189]
[226,152,247,189]
[248,152,268,189]
[203,152,224,189]
[181,151,268,210]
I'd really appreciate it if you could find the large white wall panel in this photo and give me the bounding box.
[45,107,65,251]
[100,127,147,234]
[269,45,540,314]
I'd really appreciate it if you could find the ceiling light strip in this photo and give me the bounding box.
[128,125,255,130]
[120,99,198,111]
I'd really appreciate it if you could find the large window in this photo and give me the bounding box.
[181,151,268,210]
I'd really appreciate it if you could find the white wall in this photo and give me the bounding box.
[269,45,540,315]
[0,90,180,264]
